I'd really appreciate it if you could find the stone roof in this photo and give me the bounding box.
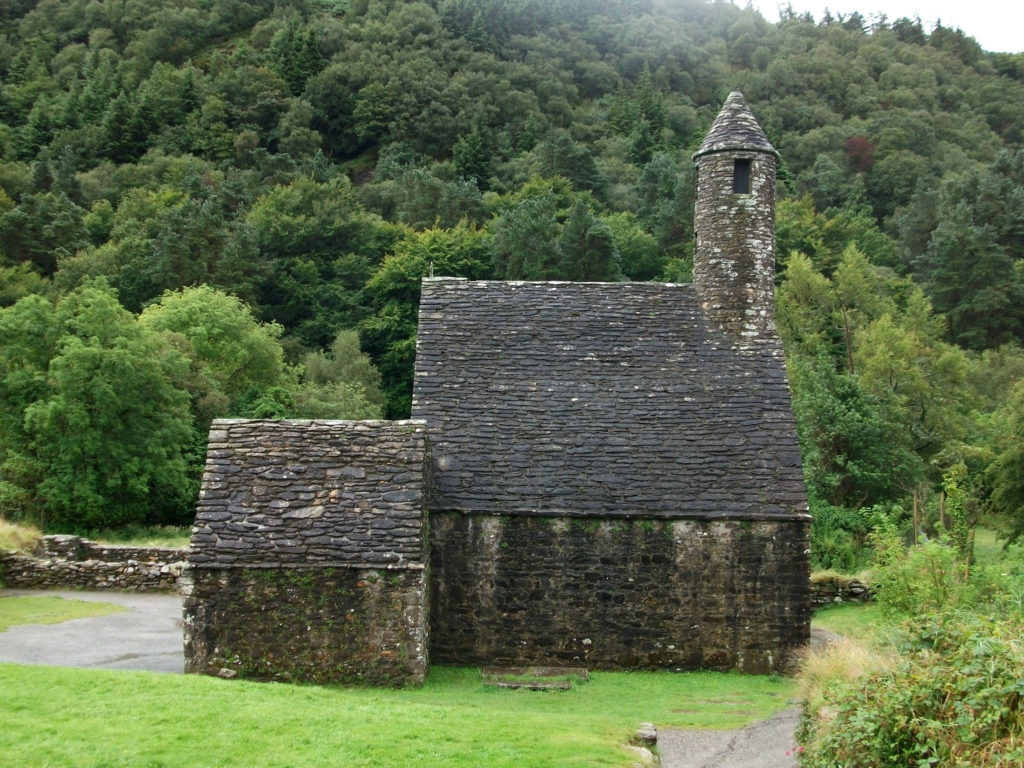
[693,91,777,158]
[189,419,428,568]
[412,279,808,519]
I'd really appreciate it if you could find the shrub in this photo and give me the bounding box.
[809,498,877,571]
[870,528,976,616]
[799,613,1024,768]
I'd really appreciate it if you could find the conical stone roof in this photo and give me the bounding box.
[693,91,777,158]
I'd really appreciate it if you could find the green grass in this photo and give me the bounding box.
[811,602,885,639]
[973,525,1024,568]
[0,596,127,631]
[87,524,192,548]
[0,664,795,767]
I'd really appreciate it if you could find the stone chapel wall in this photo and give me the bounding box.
[429,514,810,674]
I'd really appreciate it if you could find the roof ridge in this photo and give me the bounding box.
[693,91,776,158]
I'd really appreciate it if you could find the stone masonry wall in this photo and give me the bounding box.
[810,574,873,609]
[693,150,777,341]
[185,419,430,686]
[0,535,185,591]
[429,513,810,674]
[182,565,427,685]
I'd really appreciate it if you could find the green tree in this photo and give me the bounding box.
[489,192,561,279]
[986,380,1024,541]
[556,200,623,281]
[138,285,289,426]
[452,123,493,188]
[0,281,195,530]
[249,175,403,347]
[603,211,664,281]
[290,329,385,419]
[536,133,606,196]
[268,18,325,97]
[914,152,1024,350]
[791,353,921,508]
[361,222,491,417]
[0,262,50,307]
[0,192,89,275]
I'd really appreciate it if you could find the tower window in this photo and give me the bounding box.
[733,159,751,194]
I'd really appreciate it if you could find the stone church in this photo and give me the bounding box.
[182,92,811,685]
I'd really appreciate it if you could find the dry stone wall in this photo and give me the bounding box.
[0,535,184,591]
[184,419,430,686]
[810,574,873,608]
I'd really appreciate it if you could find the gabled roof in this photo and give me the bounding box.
[189,419,428,568]
[694,91,777,158]
[412,279,808,519]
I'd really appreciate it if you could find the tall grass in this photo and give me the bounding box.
[85,525,192,548]
[0,518,41,554]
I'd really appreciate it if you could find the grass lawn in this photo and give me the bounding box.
[973,525,1024,567]
[88,524,192,548]
[0,595,127,632]
[811,602,885,639]
[0,664,795,767]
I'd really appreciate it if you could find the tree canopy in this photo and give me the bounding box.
[0,0,1022,539]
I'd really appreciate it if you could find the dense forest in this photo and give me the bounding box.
[0,0,1022,559]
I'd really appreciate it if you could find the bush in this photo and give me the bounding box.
[809,498,878,571]
[798,613,1024,768]
[800,524,1024,767]
[870,531,976,616]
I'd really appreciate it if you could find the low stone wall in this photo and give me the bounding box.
[182,565,428,685]
[429,513,810,674]
[809,574,873,609]
[0,535,185,592]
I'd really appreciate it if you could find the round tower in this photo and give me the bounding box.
[692,91,778,340]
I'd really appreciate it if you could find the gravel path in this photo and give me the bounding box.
[654,628,842,767]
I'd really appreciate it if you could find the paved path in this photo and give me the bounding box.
[655,627,841,767]
[0,588,184,673]
[657,706,802,768]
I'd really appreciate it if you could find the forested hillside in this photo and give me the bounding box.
[1,0,1022,552]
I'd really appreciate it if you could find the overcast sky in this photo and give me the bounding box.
[749,1,1022,53]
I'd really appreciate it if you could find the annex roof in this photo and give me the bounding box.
[189,419,429,568]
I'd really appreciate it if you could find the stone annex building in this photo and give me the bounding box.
[182,92,811,685]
